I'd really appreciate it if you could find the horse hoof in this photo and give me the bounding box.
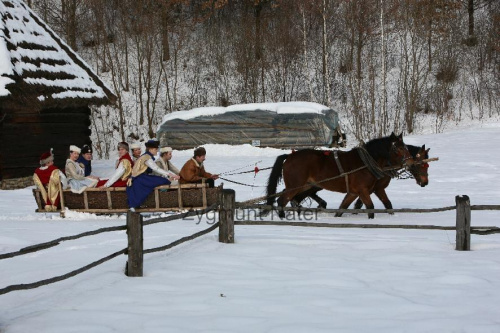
[278,211,285,219]
[368,214,375,219]
[334,213,343,218]
[259,209,270,217]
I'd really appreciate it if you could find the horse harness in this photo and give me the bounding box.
[333,150,350,194]
[331,146,406,194]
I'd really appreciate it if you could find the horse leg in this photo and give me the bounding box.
[290,198,303,217]
[310,192,327,209]
[291,187,323,216]
[373,188,394,214]
[276,192,291,219]
[290,191,306,214]
[358,191,376,219]
[291,187,317,206]
[276,196,285,218]
[353,197,363,213]
[277,186,306,219]
[335,193,358,217]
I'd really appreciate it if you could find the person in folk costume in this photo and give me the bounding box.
[130,143,142,162]
[97,142,134,187]
[33,149,68,211]
[65,145,99,194]
[126,140,180,211]
[179,146,219,188]
[153,146,180,185]
[76,144,94,177]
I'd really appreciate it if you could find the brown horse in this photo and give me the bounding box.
[265,133,413,219]
[293,144,430,212]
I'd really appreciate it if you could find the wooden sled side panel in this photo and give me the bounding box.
[33,184,222,214]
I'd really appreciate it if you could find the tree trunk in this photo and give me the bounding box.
[63,0,78,51]
[254,3,262,61]
[301,7,313,100]
[161,8,170,61]
[468,0,474,36]
[380,0,387,135]
[322,0,331,106]
[356,30,363,87]
[428,16,432,72]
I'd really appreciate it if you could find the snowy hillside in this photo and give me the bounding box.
[0,124,500,332]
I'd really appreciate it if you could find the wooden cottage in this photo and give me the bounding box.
[157,102,343,149]
[0,0,116,189]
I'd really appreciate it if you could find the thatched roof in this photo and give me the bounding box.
[0,0,116,108]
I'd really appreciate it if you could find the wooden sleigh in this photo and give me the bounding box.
[33,182,222,216]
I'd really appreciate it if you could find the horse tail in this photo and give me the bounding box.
[266,154,289,206]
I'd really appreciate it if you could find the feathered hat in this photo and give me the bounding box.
[39,149,54,165]
[81,145,92,154]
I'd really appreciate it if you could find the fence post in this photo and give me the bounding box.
[126,211,143,276]
[219,189,235,243]
[455,195,471,251]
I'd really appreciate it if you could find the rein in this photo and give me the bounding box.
[219,176,267,187]
[219,161,262,176]
[224,166,273,176]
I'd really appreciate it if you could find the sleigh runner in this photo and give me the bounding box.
[33,182,222,215]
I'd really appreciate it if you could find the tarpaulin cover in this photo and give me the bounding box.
[157,103,340,149]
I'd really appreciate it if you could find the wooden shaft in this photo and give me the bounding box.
[420,157,439,163]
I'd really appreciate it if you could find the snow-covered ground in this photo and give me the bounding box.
[1,124,500,333]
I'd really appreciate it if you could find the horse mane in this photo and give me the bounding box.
[362,135,394,160]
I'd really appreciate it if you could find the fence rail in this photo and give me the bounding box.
[0,248,126,296]
[0,225,127,260]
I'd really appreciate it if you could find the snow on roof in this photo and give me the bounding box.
[0,8,14,97]
[0,0,115,103]
[160,101,332,125]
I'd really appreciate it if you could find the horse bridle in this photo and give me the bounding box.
[411,152,429,177]
[390,142,413,169]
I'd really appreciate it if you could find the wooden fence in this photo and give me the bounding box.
[125,189,235,276]
[1,191,499,294]
[124,192,500,276]
[0,203,220,295]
